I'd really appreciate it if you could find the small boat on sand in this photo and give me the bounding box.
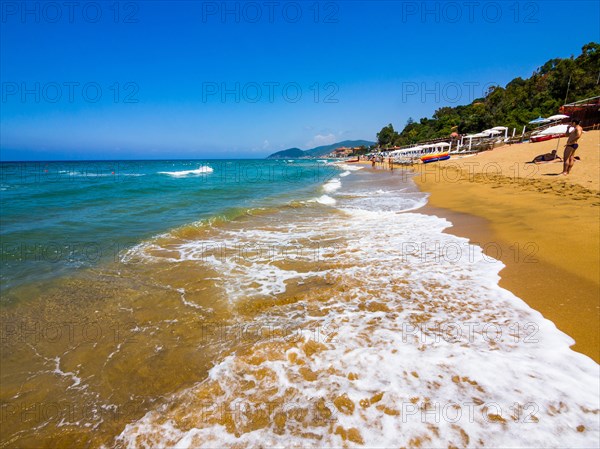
[421,152,450,163]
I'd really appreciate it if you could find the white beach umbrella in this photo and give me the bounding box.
[546,114,570,121]
[538,124,569,135]
[491,126,509,138]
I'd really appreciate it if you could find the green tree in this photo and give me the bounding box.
[376,123,399,147]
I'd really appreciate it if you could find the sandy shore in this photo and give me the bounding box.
[410,130,599,361]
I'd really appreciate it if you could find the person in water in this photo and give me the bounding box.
[562,119,583,175]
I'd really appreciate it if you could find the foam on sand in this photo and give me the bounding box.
[334,162,363,172]
[115,174,599,448]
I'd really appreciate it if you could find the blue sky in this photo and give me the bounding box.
[1,0,599,160]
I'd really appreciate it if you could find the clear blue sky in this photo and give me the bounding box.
[1,0,599,160]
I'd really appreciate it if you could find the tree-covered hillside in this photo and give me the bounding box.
[377,42,600,147]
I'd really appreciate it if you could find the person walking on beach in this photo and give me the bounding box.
[562,119,583,175]
[388,156,394,171]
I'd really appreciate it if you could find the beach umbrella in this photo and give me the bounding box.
[491,126,509,138]
[546,114,570,121]
[538,124,569,135]
[529,117,550,124]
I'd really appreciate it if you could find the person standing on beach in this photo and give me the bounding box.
[388,156,394,171]
[562,119,583,175]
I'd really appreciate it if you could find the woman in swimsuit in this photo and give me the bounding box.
[562,119,583,175]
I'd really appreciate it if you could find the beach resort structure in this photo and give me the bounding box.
[328,146,361,158]
[365,99,600,165]
[559,95,600,127]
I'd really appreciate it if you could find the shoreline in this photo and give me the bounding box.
[408,131,599,362]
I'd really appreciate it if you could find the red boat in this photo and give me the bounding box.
[530,133,563,143]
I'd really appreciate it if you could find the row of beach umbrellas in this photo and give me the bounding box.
[464,126,508,139]
[528,114,570,124]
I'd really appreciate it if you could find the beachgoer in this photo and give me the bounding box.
[532,150,562,164]
[562,119,583,175]
[371,156,376,168]
[388,157,394,171]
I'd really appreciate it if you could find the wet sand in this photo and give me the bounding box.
[412,130,600,362]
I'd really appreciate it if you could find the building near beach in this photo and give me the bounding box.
[560,96,600,128]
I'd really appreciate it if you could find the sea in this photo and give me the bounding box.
[0,159,598,448]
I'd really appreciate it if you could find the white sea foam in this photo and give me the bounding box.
[52,356,82,390]
[116,170,599,448]
[322,178,342,193]
[125,225,336,303]
[63,171,118,177]
[335,163,363,171]
[314,195,336,205]
[158,166,214,177]
[339,186,428,212]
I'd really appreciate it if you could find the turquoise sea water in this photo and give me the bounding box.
[0,159,337,293]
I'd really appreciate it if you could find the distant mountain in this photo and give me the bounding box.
[266,140,375,159]
[265,147,305,159]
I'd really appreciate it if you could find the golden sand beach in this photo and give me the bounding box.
[412,130,600,361]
